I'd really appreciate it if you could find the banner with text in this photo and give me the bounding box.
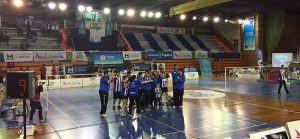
[286,120,300,139]
[199,58,212,75]
[94,52,123,64]
[157,26,186,34]
[122,51,142,60]
[61,78,83,88]
[65,65,88,74]
[173,51,192,59]
[82,77,101,87]
[34,51,67,62]
[3,51,33,62]
[66,51,88,61]
[194,51,208,58]
[244,16,256,50]
[146,51,173,60]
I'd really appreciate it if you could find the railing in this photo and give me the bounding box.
[212,29,236,52]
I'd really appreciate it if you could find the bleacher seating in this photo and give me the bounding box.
[0,27,62,51]
[123,32,231,52]
[68,28,119,51]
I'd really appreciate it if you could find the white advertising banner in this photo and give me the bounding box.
[72,51,88,61]
[184,72,199,79]
[157,26,186,34]
[34,51,67,62]
[82,77,101,87]
[60,78,83,88]
[3,51,33,62]
[195,51,208,58]
[249,126,289,139]
[286,120,300,139]
[173,51,192,59]
[122,51,142,60]
[47,80,61,89]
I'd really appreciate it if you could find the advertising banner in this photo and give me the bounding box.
[122,51,142,60]
[94,52,123,64]
[33,51,66,61]
[65,65,88,74]
[82,77,101,87]
[60,78,83,88]
[244,16,256,50]
[135,64,151,71]
[286,120,300,139]
[3,51,33,62]
[47,80,61,89]
[146,51,161,59]
[194,51,208,58]
[199,58,212,75]
[184,72,199,79]
[249,127,289,139]
[173,51,192,59]
[157,26,186,34]
[184,68,197,72]
[72,51,88,61]
[160,51,173,60]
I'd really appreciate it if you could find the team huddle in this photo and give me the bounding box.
[98,64,186,118]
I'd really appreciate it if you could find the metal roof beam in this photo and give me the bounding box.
[169,0,232,16]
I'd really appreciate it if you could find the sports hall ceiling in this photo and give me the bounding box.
[0,0,300,20]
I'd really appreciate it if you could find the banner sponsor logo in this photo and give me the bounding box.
[173,51,192,59]
[94,52,123,64]
[65,65,88,74]
[83,77,100,87]
[3,51,33,62]
[47,80,61,89]
[34,51,66,61]
[135,64,151,71]
[157,26,185,34]
[146,51,173,60]
[286,120,300,139]
[61,78,83,88]
[122,51,142,60]
[199,58,212,75]
[184,72,199,79]
[194,51,208,58]
[72,51,88,61]
[244,16,256,50]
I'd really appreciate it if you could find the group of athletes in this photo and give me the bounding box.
[98,64,186,118]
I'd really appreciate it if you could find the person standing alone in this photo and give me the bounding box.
[278,65,290,95]
[174,69,186,108]
[99,70,114,117]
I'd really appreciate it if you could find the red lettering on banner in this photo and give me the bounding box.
[296,129,300,139]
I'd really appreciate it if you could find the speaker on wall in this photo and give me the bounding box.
[6,71,36,99]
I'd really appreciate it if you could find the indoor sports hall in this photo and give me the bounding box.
[0,0,300,139]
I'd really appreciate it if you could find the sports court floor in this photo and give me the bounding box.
[0,78,300,139]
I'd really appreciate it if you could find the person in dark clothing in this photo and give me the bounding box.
[3,31,10,46]
[174,69,186,108]
[40,64,47,80]
[152,62,158,71]
[278,65,290,95]
[29,79,46,124]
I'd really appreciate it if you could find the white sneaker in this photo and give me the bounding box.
[101,114,107,118]
[173,106,176,108]
[128,114,133,118]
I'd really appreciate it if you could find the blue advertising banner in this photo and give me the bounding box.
[65,65,88,74]
[135,64,151,71]
[160,51,173,59]
[199,58,212,75]
[146,51,173,60]
[244,16,256,50]
[94,52,123,64]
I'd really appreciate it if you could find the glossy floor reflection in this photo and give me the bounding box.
[1,78,299,139]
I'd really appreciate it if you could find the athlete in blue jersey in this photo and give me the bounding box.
[174,69,186,108]
[140,70,153,111]
[99,70,114,117]
[113,71,122,110]
[128,75,142,118]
